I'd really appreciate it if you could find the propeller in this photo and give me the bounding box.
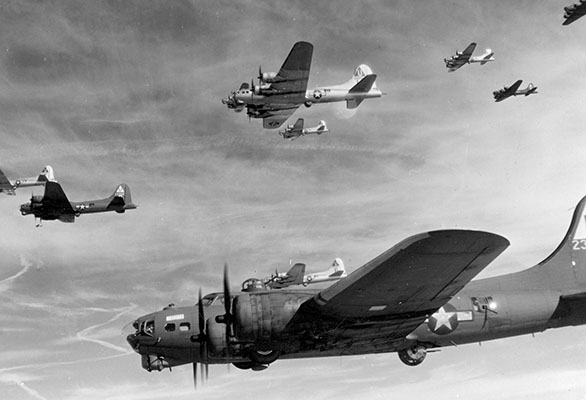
[223,262,233,363]
[258,65,263,81]
[191,288,209,389]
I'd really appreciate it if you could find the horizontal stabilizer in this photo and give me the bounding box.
[348,74,377,94]
[346,98,364,109]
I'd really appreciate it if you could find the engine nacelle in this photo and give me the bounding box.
[233,292,310,344]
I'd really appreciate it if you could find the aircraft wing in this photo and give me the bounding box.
[0,168,14,194]
[563,2,586,25]
[494,79,523,102]
[42,181,75,215]
[268,41,313,99]
[261,106,300,129]
[291,118,304,133]
[286,263,306,285]
[445,42,477,71]
[290,230,509,340]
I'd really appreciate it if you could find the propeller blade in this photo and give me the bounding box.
[193,362,197,389]
[258,65,262,81]
[223,262,232,362]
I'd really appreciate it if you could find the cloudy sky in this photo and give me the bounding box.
[2,1,586,399]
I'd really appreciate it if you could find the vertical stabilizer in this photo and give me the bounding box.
[534,196,586,290]
[108,183,137,212]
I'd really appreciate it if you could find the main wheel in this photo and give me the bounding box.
[398,345,427,366]
[248,349,281,364]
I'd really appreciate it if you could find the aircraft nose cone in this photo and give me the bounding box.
[122,321,140,353]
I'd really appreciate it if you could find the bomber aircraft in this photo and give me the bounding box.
[222,41,383,129]
[279,118,328,140]
[563,0,586,25]
[493,80,538,102]
[257,258,347,290]
[0,165,55,196]
[444,42,494,72]
[20,181,137,226]
[125,195,586,386]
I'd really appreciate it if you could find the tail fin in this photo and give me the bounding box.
[536,196,586,282]
[37,165,55,182]
[480,49,494,65]
[107,184,137,213]
[329,258,347,277]
[347,74,377,109]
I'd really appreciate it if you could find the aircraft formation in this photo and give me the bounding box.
[121,3,586,388]
[0,165,136,227]
[443,42,538,102]
[5,1,586,394]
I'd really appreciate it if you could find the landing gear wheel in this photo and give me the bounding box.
[232,361,268,371]
[398,345,427,366]
[248,349,280,364]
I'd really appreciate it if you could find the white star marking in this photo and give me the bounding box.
[433,307,456,331]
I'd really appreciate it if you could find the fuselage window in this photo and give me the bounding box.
[179,322,191,332]
[164,323,176,332]
[471,296,496,312]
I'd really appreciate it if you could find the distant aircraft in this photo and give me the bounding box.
[125,195,586,384]
[279,119,328,140]
[260,258,347,290]
[222,41,383,129]
[302,258,346,286]
[444,42,494,72]
[264,263,306,289]
[563,1,586,25]
[20,181,137,226]
[493,80,538,102]
[0,165,55,196]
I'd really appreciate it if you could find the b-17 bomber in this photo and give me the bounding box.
[279,118,328,140]
[20,181,137,227]
[563,0,586,25]
[0,165,55,196]
[444,42,494,72]
[125,195,586,386]
[222,41,383,129]
[493,80,538,102]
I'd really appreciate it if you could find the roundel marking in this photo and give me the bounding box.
[427,303,459,335]
[313,90,322,99]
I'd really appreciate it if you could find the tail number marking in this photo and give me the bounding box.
[572,239,586,250]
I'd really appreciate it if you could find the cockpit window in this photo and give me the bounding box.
[164,323,176,332]
[199,293,226,306]
[140,320,155,336]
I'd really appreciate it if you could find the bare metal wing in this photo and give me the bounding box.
[291,230,509,340]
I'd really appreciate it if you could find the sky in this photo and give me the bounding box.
[2,1,586,399]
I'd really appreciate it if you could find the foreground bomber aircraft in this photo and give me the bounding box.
[126,195,586,384]
[0,165,55,195]
[444,42,494,72]
[493,80,538,102]
[222,41,383,129]
[20,181,136,226]
[563,0,586,25]
[279,118,328,140]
